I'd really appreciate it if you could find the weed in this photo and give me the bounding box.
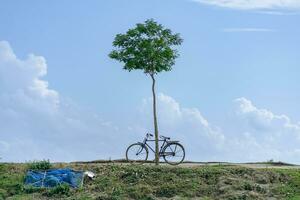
[155,184,177,198]
[27,160,52,171]
[45,183,70,197]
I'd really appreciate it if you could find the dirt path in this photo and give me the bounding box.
[73,160,300,169]
[178,162,300,169]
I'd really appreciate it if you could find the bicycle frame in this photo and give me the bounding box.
[142,138,169,156]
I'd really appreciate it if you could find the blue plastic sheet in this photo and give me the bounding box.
[25,168,84,188]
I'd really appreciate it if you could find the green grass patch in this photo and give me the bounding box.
[1,163,300,199]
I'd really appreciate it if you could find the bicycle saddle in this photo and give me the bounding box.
[160,135,170,140]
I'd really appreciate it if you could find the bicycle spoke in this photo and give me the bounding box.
[168,146,174,152]
[126,143,148,163]
[163,143,185,165]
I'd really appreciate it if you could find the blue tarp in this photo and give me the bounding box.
[25,168,84,188]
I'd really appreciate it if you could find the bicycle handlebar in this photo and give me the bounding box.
[146,133,154,137]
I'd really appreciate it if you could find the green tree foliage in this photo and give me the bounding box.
[109,19,183,165]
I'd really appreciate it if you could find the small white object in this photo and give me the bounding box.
[84,171,96,179]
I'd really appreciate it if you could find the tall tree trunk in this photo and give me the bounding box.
[151,74,159,165]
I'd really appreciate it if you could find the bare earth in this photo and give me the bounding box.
[73,160,300,169]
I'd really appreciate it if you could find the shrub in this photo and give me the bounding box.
[23,186,45,194]
[0,188,7,200]
[127,185,153,199]
[155,184,177,198]
[27,160,52,171]
[243,182,254,191]
[45,184,70,197]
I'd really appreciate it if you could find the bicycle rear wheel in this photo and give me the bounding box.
[162,142,185,165]
[126,143,148,164]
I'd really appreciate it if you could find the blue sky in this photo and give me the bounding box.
[1,0,300,163]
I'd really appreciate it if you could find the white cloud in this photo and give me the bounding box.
[193,0,300,10]
[229,97,300,162]
[223,28,275,32]
[235,97,300,134]
[0,41,59,114]
[0,41,130,162]
[139,95,300,163]
[139,93,225,161]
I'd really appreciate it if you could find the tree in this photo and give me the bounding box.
[109,19,183,165]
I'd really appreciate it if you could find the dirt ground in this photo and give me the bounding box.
[73,160,300,169]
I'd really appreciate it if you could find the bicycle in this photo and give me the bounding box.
[126,133,185,165]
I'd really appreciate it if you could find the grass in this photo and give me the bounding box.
[1,162,300,199]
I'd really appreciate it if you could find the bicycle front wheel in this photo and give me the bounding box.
[162,142,185,165]
[126,143,148,163]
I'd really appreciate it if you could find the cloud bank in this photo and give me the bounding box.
[193,0,300,10]
[140,95,300,163]
[139,93,225,161]
[230,98,300,162]
[0,41,128,162]
[1,41,300,163]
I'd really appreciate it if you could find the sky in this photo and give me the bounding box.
[0,0,300,163]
